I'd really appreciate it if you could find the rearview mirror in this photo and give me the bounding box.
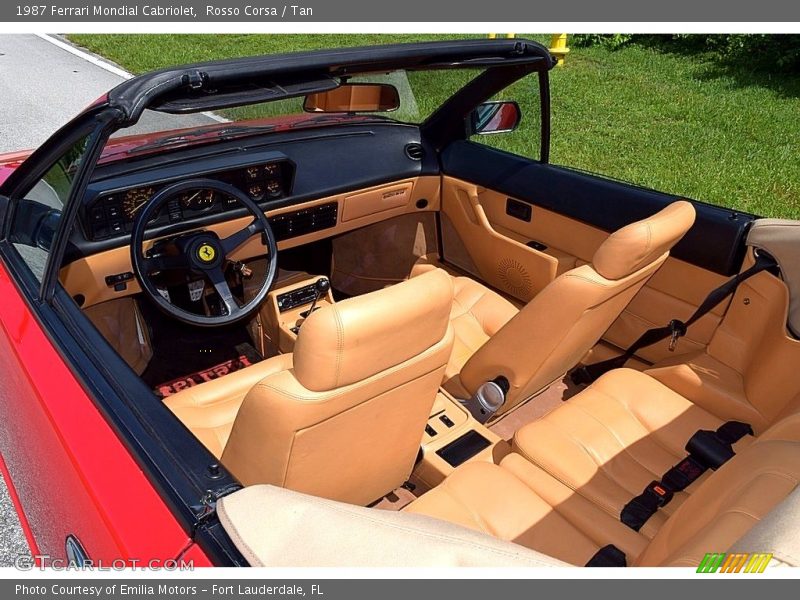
[304,84,400,113]
[469,101,521,135]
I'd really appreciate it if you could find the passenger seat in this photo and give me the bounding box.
[404,370,800,566]
[415,201,696,417]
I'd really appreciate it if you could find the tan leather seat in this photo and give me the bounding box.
[436,201,697,415]
[405,454,648,565]
[164,354,294,458]
[166,269,455,505]
[512,368,753,539]
[405,372,800,566]
[443,275,519,391]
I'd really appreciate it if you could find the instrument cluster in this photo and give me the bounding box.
[85,160,292,240]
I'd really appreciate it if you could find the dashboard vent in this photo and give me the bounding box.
[269,202,338,241]
[404,143,424,161]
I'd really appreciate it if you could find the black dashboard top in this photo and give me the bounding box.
[69,122,438,261]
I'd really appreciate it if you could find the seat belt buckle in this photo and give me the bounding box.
[661,456,706,491]
[686,429,736,470]
[668,319,687,352]
[645,481,674,507]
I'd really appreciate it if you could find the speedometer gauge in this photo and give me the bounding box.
[122,187,155,219]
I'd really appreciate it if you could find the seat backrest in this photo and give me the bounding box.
[459,201,696,412]
[637,413,800,566]
[221,269,455,506]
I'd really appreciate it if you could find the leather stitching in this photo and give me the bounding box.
[333,304,344,388]
[563,273,611,287]
[216,501,265,567]
[514,437,621,519]
[315,500,560,565]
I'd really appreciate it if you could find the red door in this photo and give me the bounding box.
[0,260,207,566]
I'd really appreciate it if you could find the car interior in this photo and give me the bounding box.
[17,41,800,567]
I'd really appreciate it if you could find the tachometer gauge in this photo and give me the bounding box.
[180,189,217,211]
[266,179,282,198]
[248,184,265,202]
[122,187,155,219]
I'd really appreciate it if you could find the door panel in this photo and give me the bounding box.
[440,142,751,362]
[442,141,754,276]
[441,178,557,301]
[477,186,608,274]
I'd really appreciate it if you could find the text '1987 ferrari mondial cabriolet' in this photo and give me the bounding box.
[1,38,798,568]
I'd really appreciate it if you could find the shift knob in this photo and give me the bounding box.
[315,278,331,296]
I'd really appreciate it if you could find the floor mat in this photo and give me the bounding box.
[138,297,263,394]
[155,351,258,397]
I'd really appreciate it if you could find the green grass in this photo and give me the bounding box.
[68,34,800,219]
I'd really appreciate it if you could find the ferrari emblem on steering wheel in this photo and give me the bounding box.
[198,244,216,262]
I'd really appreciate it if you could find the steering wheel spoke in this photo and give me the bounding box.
[142,252,188,274]
[205,265,239,316]
[221,219,265,255]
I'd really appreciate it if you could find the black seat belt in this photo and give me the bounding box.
[586,544,627,567]
[572,252,778,385]
[620,421,753,531]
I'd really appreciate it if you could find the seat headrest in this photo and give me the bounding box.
[592,201,696,280]
[293,269,454,392]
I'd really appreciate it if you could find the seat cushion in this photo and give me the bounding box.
[404,458,627,566]
[405,369,798,567]
[512,368,753,539]
[164,354,293,457]
[443,275,518,398]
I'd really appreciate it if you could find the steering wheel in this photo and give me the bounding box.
[130,178,278,327]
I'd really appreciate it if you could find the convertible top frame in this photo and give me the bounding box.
[106,39,554,123]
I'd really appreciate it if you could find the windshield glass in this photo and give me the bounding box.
[102,68,482,160]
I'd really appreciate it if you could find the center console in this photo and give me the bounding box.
[413,389,509,490]
[259,275,335,354]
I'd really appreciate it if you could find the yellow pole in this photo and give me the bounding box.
[550,34,570,67]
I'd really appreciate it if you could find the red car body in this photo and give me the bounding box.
[0,258,210,566]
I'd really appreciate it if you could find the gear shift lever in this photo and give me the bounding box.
[301,278,330,321]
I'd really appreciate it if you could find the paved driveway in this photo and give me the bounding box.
[0,34,216,154]
[0,33,216,566]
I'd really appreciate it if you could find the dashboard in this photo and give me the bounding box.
[70,124,437,265]
[84,159,294,240]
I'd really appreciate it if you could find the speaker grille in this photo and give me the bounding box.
[497,258,533,298]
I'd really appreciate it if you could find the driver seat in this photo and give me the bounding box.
[165,269,455,505]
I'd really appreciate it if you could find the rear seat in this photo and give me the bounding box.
[404,369,800,566]
[511,369,754,539]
